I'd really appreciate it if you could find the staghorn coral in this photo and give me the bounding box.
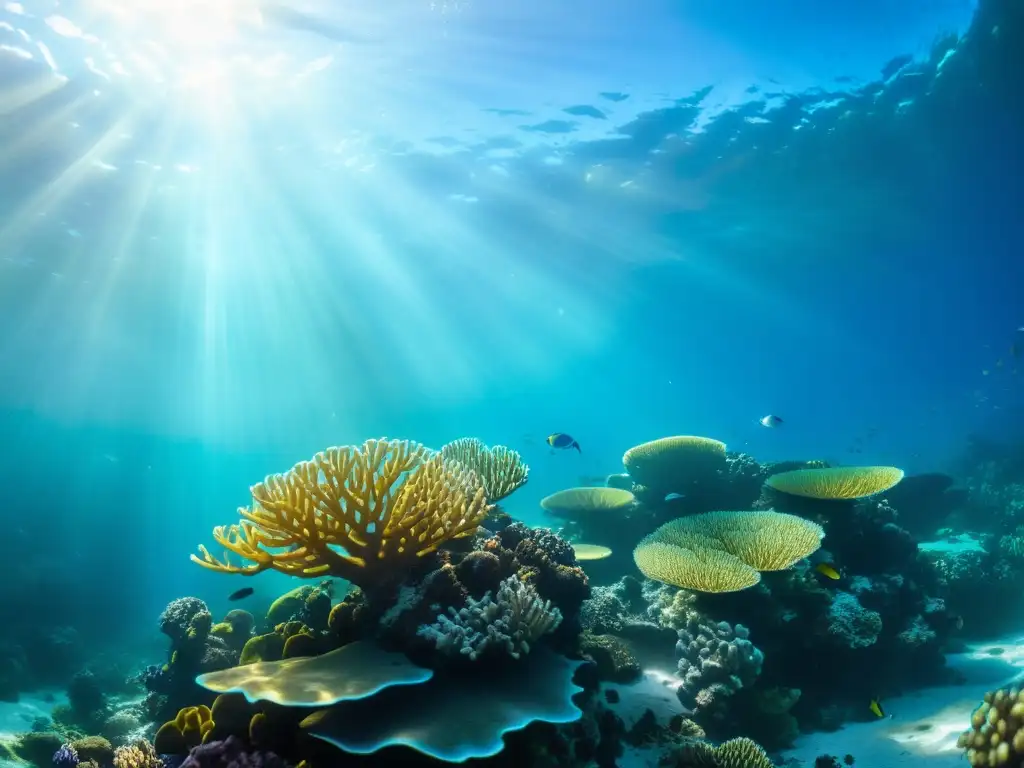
[418,576,563,660]
[766,466,905,500]
[192,439,491,588]
[440,438,529,502]
[957,686,1024,766]
[53,743,79,768]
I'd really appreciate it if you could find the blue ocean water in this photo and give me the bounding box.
[0,0,1022,727]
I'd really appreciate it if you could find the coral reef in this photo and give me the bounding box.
[418,576,563,660]
[439,437,530,502]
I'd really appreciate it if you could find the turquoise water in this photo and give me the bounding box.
[1,1,1023,764]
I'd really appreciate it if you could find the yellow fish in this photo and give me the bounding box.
[815,563,841,580]
[869,699,885,718]
[546,433,581,453]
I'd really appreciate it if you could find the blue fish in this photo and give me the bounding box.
[547,433,581,453]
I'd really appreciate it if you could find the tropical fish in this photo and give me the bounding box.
[815,562,841,580]
[228,587,255,601]
[869,699,885,718]
[547,433,581,453]
[760,414,784,428]
[664,493,685,502]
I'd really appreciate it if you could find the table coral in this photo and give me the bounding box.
[192,439,490,590]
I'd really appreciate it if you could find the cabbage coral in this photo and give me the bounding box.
[765,465,904,500]
[192,439,490,588]
[439,438,529,502]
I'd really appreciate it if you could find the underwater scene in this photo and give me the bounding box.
[2,0,1024,767]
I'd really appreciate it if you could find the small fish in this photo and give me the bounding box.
[951,614,964,631]
[815,562,841,580]
[228,587,255,601]
[664,492,685,502]
[869,699,885,718]
[547,433,581,453]
[759,414,783,428]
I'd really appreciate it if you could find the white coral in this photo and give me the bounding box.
[418,576,563,660]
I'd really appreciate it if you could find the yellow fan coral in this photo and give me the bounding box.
[633,540,761,593]
[651,510,824,571]
[540,487,635,519]
[440,438,529,502]
[192,439,491,588]
[766,466,905,500]
[622,436,727,492]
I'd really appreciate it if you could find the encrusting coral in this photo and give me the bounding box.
[192,439,491,588]
[417,576,563,660]
[766,466,905,500]
[439,437,529,502]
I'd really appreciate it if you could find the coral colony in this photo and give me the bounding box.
[6,433,1024,768]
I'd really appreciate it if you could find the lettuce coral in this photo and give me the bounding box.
[192,439,490,588]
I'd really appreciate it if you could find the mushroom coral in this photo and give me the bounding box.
[765,466,904,500]
[633,510,824,593]
[440,438,529,502]
[192,439,490,588]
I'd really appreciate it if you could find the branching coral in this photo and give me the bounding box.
[192,439,491,587]
[112,740,162,768]
[418,576,562,660]
[440,438,529,502]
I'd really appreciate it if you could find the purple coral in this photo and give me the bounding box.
[52,743,78,768]
[180,737,288,768]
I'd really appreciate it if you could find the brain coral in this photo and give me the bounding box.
[766,466,904,500]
